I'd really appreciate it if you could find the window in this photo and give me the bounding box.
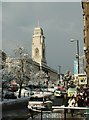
[35,48,39,57]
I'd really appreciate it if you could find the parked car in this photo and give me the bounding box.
[27,92,53,111]
[4,91,17,99]
[54,88,67,97]
[48,86,57,93]
[15,88,31,97]
[54,88,61,97]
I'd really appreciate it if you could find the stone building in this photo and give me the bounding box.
[82,0,89,86]
[32,27,47,66]
[5,26,58,85]
[32,26,58,84]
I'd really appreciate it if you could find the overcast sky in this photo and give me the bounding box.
[1,2,84,73]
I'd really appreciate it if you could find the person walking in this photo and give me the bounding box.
[77,95,84,116]
[86,95,89,107]
[68,96,75,117]
[83,92,87,106]
[84,95,89,119]
[77,95,84,107]
[68,96,75,107]
[62,94,68,118]
[62,94,68,107]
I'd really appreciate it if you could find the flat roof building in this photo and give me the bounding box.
[82,0,89,86]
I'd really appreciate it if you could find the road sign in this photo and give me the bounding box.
[78,74,87,85]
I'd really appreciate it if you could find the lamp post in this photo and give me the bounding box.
[58,65,61,80]
[70,39,80,74]
[1,81,4,101]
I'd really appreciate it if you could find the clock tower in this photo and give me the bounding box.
[32,27,47,65]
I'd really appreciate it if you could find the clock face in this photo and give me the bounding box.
[35,48,39,57]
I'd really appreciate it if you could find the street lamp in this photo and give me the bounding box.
[70,39,80,74]
[58,65,61,80]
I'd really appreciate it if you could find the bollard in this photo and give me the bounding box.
[24,93,25,97]
[41,109,42,120]
[27,93,29,97]
[64,109,66,120]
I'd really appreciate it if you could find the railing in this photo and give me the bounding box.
[31,106,89,120]
[52,106,89,120]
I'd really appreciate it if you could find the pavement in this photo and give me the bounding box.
[2,108,86,120]
[2,108,31,120]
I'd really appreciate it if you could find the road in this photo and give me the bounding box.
[2,96,63,120]
[53,96,63,106]
[2,96,85,120]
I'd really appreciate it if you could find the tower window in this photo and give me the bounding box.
[35,48,39,57]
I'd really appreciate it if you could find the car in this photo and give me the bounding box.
[15,88,31,97]
[60,90,67,97]
[48,86,57,93]
[54,88,61,97]
[54,88,67,97]
[4,91,17,99]
[27,93,53,111]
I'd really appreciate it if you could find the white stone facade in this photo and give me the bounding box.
[32,27,47,65]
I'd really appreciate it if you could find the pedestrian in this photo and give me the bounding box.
[75,94,78,104]
[86,95,89,107]
[77,95,84,116]
[85,95,89,119]
[68,96,75,107]
[83,92,87,106]
[62,94,68,116]
[62,94,68,107]
[77,95,84,107]
[75,97,78,107]
[68,95,75,117]
[74,96,78,114]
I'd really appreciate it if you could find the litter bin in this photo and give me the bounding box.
[46,101,52,111]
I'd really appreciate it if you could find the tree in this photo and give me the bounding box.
[1,68,15,101]
[34,66,48,88]
[9,46,34,98]
[0,50,7,69]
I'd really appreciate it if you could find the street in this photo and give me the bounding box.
[2,96,63,120]
[53,96,63,106]
[2,95,86,120]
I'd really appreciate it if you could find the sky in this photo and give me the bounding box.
[1,1,84,73]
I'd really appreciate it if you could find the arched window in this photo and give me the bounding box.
[35,48,39,57]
